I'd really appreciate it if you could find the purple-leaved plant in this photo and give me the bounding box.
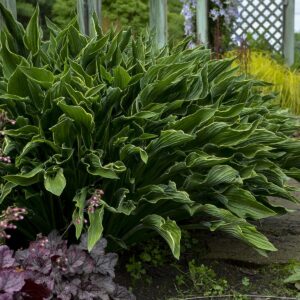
[0,232,135,300]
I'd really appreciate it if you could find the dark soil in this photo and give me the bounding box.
[116,180,300,300]
[115,234,299,300]
[115,259,299,300]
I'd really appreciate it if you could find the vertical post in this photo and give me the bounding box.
[77,0,102,36]
[1,0,16,18]
[93,0,102,24]
[149,0,168,50]
[283,0,295,66]
[196,0,208,45]
[0,0,17,29]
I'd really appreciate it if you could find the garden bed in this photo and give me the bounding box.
[116,240,299,300]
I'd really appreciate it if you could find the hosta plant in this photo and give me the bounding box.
[0,231,134,299]
[0,5,300,258]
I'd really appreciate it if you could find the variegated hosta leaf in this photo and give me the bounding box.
[0,4,299,257]
[72,187,88,239]
[142,215,181,259]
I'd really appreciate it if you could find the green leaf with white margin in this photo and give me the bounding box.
[7,68,30,97]
[50,117,76,147]
[24,5,40,55]
[171,107,216,133]
[113,65,131,89]
[137,181,193,205]
[185,165,242,190]
[82,152,126,179]
[16,139,60,167]
[186,151,230,169]
[72,187,88,239]
[4,125,39,138]
[209,120,260,147]
[88,206,104,252]
[198,204,277,253]
[147,130,194,154]
[0,3,25,52]
[57,99,95,147]
[0,182,17,204]
[142,215,181,259]
[3,165,44,186]
[204,165,242,186]
[0,32,23,79]
[102,188,136,216]
[120,144,148,164]
[221,187,277,220]
[44,167,66,196]
[57,99,95,132]
[20,66,55,89]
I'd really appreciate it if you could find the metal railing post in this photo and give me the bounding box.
[196,0,209,45]
[149,0,168,50]
[77,0,102,36]
[0,0,17,29]
[283,0,295,66]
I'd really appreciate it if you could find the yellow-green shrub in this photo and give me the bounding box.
[228,51,300,114]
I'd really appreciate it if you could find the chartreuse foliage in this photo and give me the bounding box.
[228,51,300,114]
[0,5,300,258]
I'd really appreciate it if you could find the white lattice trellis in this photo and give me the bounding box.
[233,0,285,52]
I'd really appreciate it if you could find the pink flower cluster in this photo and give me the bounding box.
[0,111,15,164]
[87,189,104,214]
[0,155,11,164]
[0,111,16,128]
[0,207,27,240]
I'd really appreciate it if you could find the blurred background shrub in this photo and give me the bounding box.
[16,0,184,43]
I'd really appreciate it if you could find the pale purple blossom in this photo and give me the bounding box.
[210,8,220,21]
[180,0,196,37]
[209,0,242,25]
[180,0,197,47]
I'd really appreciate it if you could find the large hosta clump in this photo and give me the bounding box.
[0,5,300,258]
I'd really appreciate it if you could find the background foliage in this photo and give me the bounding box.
[16,0,184,43]
[228,50,300,114]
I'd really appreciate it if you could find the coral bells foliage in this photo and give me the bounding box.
[0,231,135,300]
[1,5,300,259]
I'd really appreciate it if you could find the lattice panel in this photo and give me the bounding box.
[233,0,285,52]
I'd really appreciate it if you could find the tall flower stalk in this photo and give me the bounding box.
[0,207,27,241]
[180,0,197,47]
[180,0,242,51]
